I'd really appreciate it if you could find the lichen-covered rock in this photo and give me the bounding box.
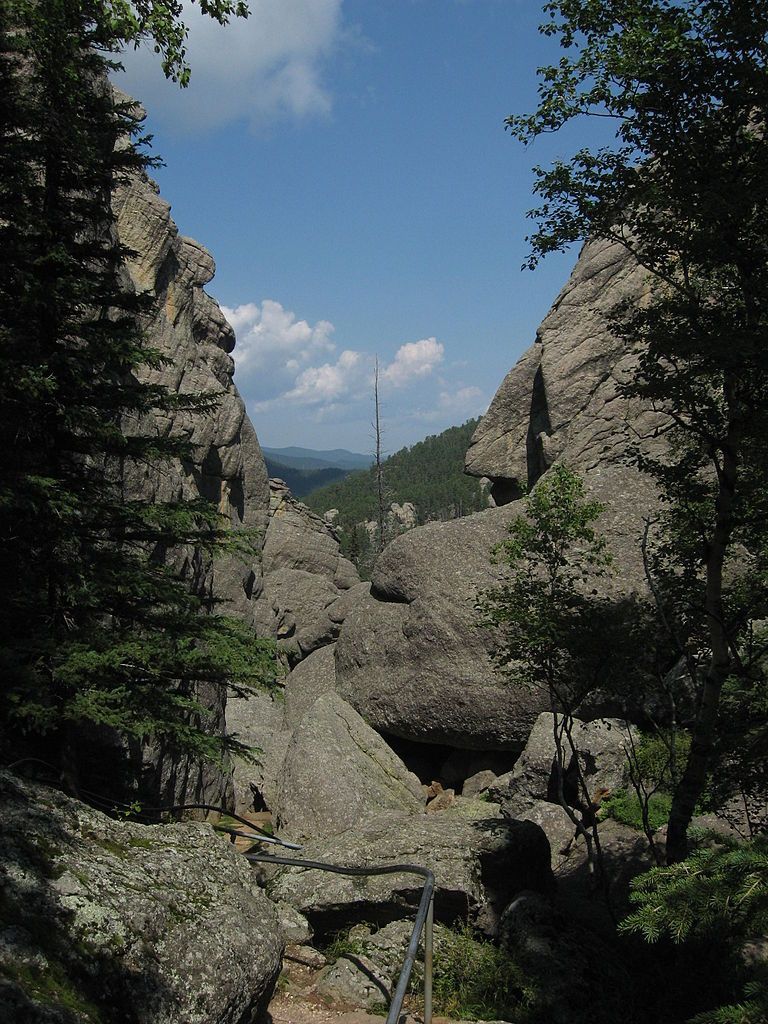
[315,955,391,1009]
[274,693,425,842]
[268,811,553,937]
[0,770,283,1024]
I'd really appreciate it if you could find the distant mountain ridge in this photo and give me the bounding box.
[261,446,372,472]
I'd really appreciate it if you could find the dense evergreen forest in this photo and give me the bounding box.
[304,418,488,566]
[263,456,349,497]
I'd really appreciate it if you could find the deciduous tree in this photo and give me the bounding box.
[510,0,768,863]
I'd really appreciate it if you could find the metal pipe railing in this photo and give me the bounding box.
[246,852,435,1024]
[5,762,435,1023]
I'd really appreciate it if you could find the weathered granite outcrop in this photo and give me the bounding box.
[113,148,270,626]
[109,108,273,805]
[335,238,666,752]
[111,101,364,802]
[465,237,667,498]
[227,689,290,815]
[0,770,283,1024]
[253,481,364,663]
[273,693,425,842]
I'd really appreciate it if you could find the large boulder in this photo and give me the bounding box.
[226,688,290,814]
[335,508,549,750]
[268,811,553,937]
[335,238,668,757]
[274,693,425,842]
[499,713,637,816]
[262,479,359,589]
[253,482,365,665]
[0,770,283,1024]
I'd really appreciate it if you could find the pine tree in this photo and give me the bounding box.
[0,0,275,780]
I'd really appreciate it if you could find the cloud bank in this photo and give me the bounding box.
[223,297,485,447]
[116,0,345,133]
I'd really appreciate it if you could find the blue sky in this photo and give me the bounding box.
[117,1,601,454]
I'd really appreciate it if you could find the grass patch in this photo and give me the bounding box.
[322,928,367,964]
[603,789,673,831]
[432,923,532,1021]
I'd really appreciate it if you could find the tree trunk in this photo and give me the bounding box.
[666,399,740,864]
[374,358,385,553]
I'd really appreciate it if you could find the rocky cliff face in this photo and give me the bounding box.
[465,238,668,497]
[111,150,359,806]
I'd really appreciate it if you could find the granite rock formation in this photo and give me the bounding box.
[334,238,667,755]
[112,124,363,803]
[465,238,667,500]
[0,770,283,1024]
[273,692,425,842]
[268,810,553,938]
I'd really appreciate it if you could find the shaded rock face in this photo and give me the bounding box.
[112,140,362,804]
[226,689,289,815]
[500,712,637,817]
[113,165,270,623]
[111,156,271,806]
[336,238,666,756]
[0,770,283,1024]
[268,811,553,938]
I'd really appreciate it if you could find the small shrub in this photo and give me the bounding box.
[322,928,366,964]
[631,731,691,791]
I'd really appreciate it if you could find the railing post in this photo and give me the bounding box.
[423,894,434,1024]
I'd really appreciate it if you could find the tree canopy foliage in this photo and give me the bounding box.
[0,0,274,779]
[510,0,768,864]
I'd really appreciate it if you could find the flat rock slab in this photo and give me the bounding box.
[268,811,553,937]
[0,770,283,1024]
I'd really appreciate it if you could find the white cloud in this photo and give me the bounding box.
[381,337,444,388]
[413,385,487,423]
[223,299,335,372]
[439,385,484,412]
[284,349,363,404]
[224,297,454,432]
[116,0,346,133]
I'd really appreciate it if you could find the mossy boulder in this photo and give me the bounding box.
[0,770,282,1024]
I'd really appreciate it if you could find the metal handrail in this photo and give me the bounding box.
[5,763,435,1023]
[247,851,435,1024]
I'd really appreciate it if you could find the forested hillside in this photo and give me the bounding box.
[263,456,349,497]
[304,419,489,568]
